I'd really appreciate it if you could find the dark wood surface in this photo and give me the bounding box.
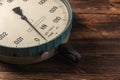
[0,0,120,80]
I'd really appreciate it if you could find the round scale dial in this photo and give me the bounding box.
[0,0,69,48]
[0,0,72,61]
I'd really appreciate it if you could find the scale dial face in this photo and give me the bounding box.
[0,0,69,48]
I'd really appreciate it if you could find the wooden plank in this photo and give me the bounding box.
[0,72,120,79]
[69,0,120,39]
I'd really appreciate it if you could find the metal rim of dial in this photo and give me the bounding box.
[0,0,72,63]
[0,34,70,64]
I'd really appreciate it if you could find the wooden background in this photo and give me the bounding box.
[0,0,120,79]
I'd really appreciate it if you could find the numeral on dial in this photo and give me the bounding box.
[0,32,8,40]
[38,0,47,5]
[53,16,61,23]
[49,6,58,13]
[7,0,14,3]
[14,37,24,45]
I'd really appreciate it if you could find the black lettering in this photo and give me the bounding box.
[49,6,58,13]
[0,32,8,40]
[39,0,47,5]
[14,37,24,45]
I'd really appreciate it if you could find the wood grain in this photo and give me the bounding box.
[0,0,120,80]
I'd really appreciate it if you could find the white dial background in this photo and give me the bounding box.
[0,0,69,48]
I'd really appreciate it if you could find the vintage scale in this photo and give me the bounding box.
[0,0,80,64]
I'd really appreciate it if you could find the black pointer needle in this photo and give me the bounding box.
[12,7,47,41]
